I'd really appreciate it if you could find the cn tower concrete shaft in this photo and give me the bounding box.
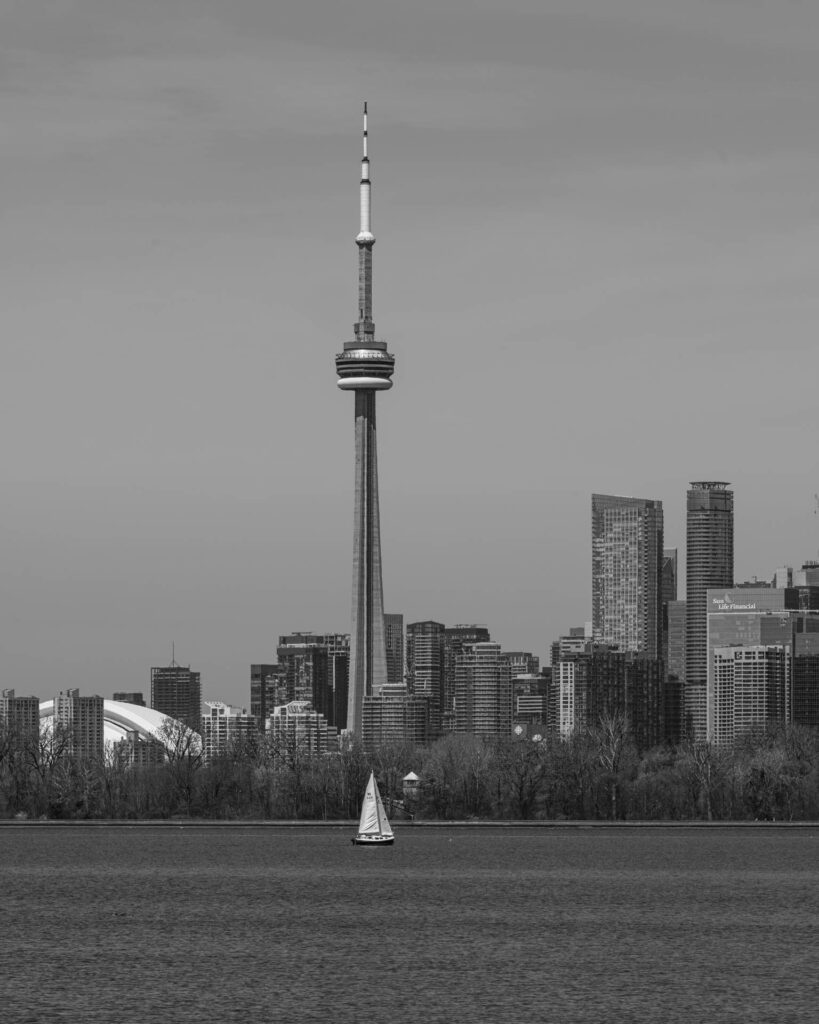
[349,389,388,734]
[335,105,395,737]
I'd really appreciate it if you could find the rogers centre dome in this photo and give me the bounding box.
[38,699,191,750]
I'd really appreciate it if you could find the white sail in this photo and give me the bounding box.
[357,772,393,838]
[357,773,381,835]
[374,778,394,838]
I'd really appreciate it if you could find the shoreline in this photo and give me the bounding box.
[1,818,818,828]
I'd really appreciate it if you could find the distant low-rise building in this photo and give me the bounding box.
[114,729,166,769]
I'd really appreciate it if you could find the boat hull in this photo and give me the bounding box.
[351,834,394,846]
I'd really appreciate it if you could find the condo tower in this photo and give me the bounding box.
[685,481,734,740]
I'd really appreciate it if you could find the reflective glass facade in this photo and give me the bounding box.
[685,482,733,740]
[591,494,664,659]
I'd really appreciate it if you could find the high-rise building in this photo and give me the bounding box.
[667,601,687,683]
[53,689,104,761]
[201,701,257,761]
[550,627,597,668]
[773,567,793,589]
[665,599,686,744]
[685,481,733,740]
[0,689,40,744]
[662,549,678,605]
[112,692,146,707]
[362,683,430,751]
[661,547,678,672]
[503,652,540,676]
[513,673,549,730]
[705,585,819,742]
[266,701,338,759]
[406,621,446,732]
[794,561,819,586]
[327,642,350,732]
[591,493,664,658]
[443,625,490,733]
[793,633,819,730]
[250,664,281,731]
[150,663,202,731]
[384,613,404,686]
[453,642,512,739]
[555,650,663,751]
[335,105,396,736]
[277,634,329,706]
[712,646,790,746]
[275,634,349,731]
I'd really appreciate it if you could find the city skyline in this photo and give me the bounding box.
[3,2,819,708]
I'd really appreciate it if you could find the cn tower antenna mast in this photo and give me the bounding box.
[336,105,396,737]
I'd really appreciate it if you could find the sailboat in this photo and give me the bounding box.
[352,772,395,846]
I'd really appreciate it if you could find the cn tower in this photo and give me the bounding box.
[336,104,395,736]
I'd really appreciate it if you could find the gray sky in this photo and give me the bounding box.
[3,0,818,707]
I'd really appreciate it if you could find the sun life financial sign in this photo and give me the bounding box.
[711,594,758,612]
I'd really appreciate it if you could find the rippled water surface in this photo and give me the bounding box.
[1,825,817,1023]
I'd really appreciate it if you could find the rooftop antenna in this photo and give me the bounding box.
[815,494,819,557]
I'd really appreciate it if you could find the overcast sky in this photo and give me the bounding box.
[3,1,818,707]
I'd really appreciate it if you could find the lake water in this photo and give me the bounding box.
[1,825,817,1023]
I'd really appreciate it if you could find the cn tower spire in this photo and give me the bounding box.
[357,102,374,247]
[335,106,396,738]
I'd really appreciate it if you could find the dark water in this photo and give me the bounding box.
[1,825,817,1023]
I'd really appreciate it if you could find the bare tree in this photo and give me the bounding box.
[157,717,203,817]
[591,711,635,820]
[678,738,727,821]
[493,736,549,819]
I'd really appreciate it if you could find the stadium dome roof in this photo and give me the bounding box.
[38,699,186,750]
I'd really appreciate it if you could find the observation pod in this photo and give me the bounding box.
[336,343,395,390]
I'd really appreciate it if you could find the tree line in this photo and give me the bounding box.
[1,714,818,821]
